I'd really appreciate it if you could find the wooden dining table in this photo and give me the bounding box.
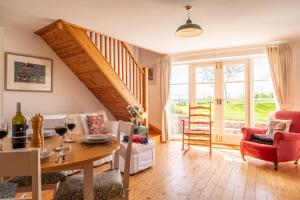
[3,134,119,200]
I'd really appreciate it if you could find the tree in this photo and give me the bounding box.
[224,65,244,98]
[197,65,244,99]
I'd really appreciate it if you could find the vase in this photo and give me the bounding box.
[131,118,139,127]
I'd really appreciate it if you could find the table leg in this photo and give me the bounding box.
[83,162,94,200]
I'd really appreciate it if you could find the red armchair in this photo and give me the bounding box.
[241,111,300,170]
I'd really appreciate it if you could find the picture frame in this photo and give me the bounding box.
[5,52,53,92]
[148,65,157,84]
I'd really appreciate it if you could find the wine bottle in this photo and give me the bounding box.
[12,102,27,149]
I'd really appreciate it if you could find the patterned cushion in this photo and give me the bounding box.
[0,182,17,198]
[8,172,66,187]
[54,169,123,200]
[87,115,107,134]
[267,119,292,135]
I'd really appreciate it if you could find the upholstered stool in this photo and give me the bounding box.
[54,170,123,200]
[8,172,66,187]
[113,139,155,174]
[0,182,17,199]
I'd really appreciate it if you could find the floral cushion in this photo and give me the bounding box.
[0,182,17,198]
[54,169,123,200]
[266,119,292,135]
[87,115,107,134]
[8,172,66,187]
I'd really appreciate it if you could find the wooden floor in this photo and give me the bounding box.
[37,141,300,200]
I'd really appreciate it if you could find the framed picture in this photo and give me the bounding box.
[148,65,157,84]
[5,52,53,92]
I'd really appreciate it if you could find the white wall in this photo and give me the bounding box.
[292,41,300,110]
[126,44,139,60]
[1,27,115,123]
[138,48,164,129]
[138,41,300,130]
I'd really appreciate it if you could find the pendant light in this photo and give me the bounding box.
[176,5,203,37]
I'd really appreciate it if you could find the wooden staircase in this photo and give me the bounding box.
[35,20,148,122]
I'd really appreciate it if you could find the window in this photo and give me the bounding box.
[253,57,276,128]
[169,65,189,136]
[168,56,276,142]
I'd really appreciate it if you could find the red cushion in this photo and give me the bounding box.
[87,115,107,134]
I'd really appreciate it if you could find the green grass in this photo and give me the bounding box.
[170,99,275,122]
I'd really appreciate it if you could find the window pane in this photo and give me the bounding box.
[253,57,276,128]
[196,67,215,83]
[170,84,188,101]
[254,81,274,95]
[254,99,276,123]
[224,99,246,134]
[223,64,245,82]
[171,65,189,84]
[224,100,245,121]
[253,57,272,81]
[169,83,189,137]
[224,82,245,99]
[196,84,214,100]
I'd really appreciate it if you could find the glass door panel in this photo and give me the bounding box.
[194,66,216,134]
[222,63,247,136]
[169,65,189,138]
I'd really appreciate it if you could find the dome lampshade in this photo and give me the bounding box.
[176,5,203,37]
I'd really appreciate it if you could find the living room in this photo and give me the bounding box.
[0,1,300,200]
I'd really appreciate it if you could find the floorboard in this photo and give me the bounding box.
[20,141,300,200]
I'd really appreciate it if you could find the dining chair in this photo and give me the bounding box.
[54,120,134,200]
[8,172,66,197]
[7,150,66,197]
[0,148,42,200]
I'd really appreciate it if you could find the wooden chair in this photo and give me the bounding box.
[53,120,134,200]
[0,149,42,200]
[182,103,212,153]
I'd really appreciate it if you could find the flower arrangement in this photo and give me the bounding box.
[127,105,145,126]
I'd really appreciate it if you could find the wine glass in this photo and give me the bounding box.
[0,123,8,151]
[54,120,68,151]
[65,118,76,143]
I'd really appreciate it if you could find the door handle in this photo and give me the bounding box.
[215,99,222,105]
[215,99,223,105]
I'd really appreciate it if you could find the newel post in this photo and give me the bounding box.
[143,67,149,127]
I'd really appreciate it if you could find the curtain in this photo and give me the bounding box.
[160,56,171,142]
[267,43,292,111]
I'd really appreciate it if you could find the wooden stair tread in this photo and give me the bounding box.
[35,20,148,121]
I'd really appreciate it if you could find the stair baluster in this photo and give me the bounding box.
[84,29,147,111]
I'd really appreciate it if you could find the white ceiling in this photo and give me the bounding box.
[0,0,300,54]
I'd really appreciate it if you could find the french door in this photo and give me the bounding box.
[191,60,249,145]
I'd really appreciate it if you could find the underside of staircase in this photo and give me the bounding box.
[35,20,148,122]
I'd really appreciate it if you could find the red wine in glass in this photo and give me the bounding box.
[66,123,76,131]
[55,120,68,151]
[0,123,8,151]
[0,129,8,139]
[65,118,76,143]
[55,127,68,136]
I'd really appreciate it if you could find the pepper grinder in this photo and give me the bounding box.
[31,114,44,148]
